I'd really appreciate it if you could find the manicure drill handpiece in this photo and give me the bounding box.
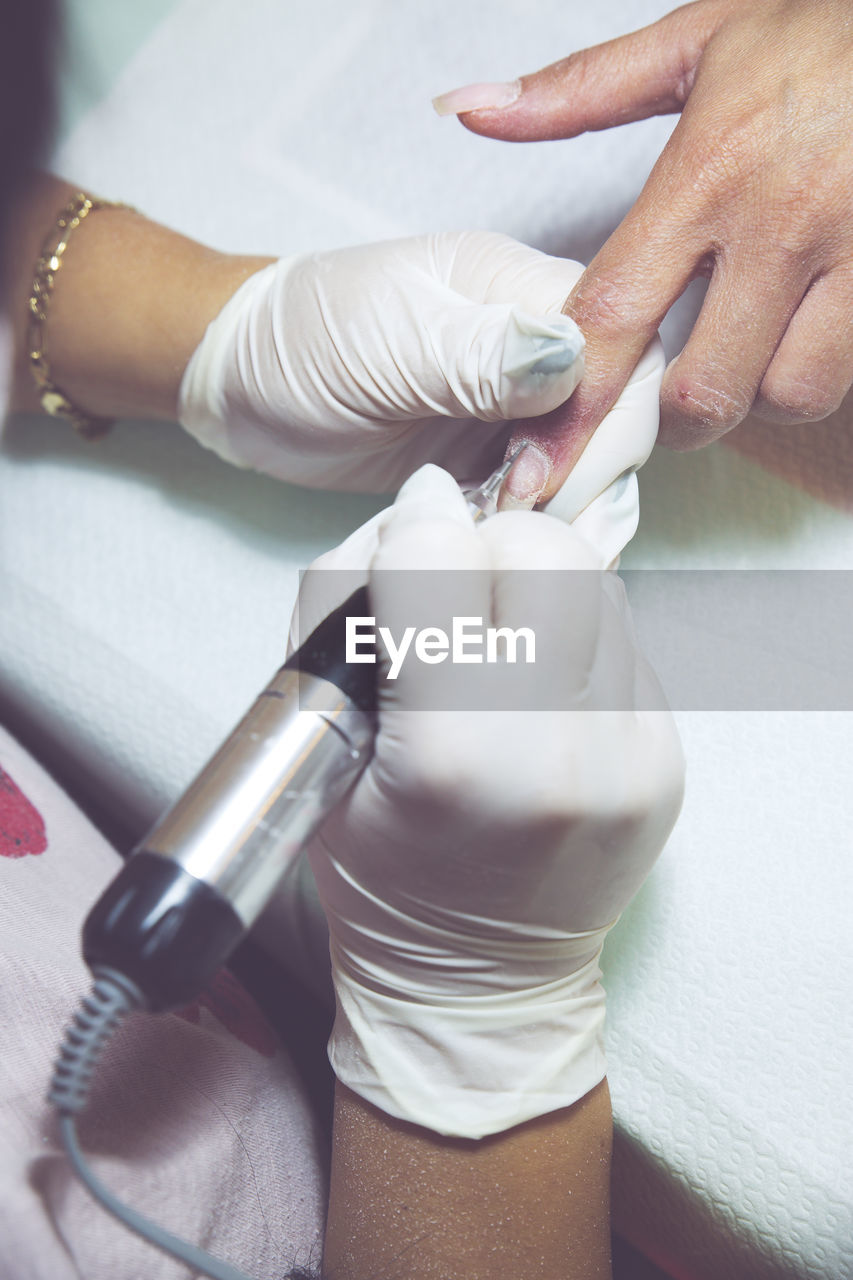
[82,589,376,1012]
[82,455,521,1013]
[464,443,527,522]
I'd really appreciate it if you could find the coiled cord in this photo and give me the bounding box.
[50,969,261,1280]
[49,968,141,1113]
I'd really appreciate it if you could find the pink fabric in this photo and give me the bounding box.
[0,726,326,1280]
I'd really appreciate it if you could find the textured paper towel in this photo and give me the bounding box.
[1,2,852,1277]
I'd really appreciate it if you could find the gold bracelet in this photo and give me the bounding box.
[27,192,131,441]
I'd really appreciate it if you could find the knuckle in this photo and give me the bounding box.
[448,228,519,268]
[527,757,583,828]
[756,372,847,424]
[535,51,596,131]
[685,118,762,195]
[488,512,601,572]
[688,82,792,190]
[768,149,848,251]
[618,726,685,829]
[394,721,478,813]
[681,107,843,263]
[569,273,641,339]
[374,519,467,571]
[664,370,749,433]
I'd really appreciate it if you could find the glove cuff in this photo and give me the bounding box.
[177,258,292,472]
[327,939,608,1138]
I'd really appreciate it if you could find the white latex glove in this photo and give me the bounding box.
[178,231,586,491]
[257,337,665,1000]
[297,465,684,1139]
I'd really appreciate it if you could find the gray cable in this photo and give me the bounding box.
[58,1114,258,1280]
[50,972,260,1280]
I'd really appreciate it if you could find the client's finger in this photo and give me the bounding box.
[432,5,721,138]
[752,267,853,425]
[499,211,679,507]
[659,251,810,448]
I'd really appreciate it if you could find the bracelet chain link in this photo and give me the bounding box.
[27,192,131,440]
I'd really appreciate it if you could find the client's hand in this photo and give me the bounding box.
[178,232,587,491]
[436,0,853,483]
[298,464,684,1139]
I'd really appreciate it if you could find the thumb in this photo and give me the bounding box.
[430,230,586,419]
[428,297,585,421]
[433,3,723,139]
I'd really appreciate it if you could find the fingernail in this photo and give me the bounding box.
[501,443,550,506]
[499,491,538,512]
[432,79,521,117]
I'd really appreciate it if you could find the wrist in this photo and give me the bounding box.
[326,1078,613,1279]
[7,172,273,424]
[39,208,273,423]
[26,191,133,438]
[326,926,611,1139]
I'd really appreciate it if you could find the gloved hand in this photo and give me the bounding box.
[177,231,587,491]
[178,226,665,561]
[297,464,684,1139]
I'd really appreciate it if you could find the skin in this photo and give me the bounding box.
[325,1080,613,1280]
[452,0,853,501]
[5,172,273,421]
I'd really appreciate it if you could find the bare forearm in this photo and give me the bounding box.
[4,171,272,421]
[324,1079,613,1280]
